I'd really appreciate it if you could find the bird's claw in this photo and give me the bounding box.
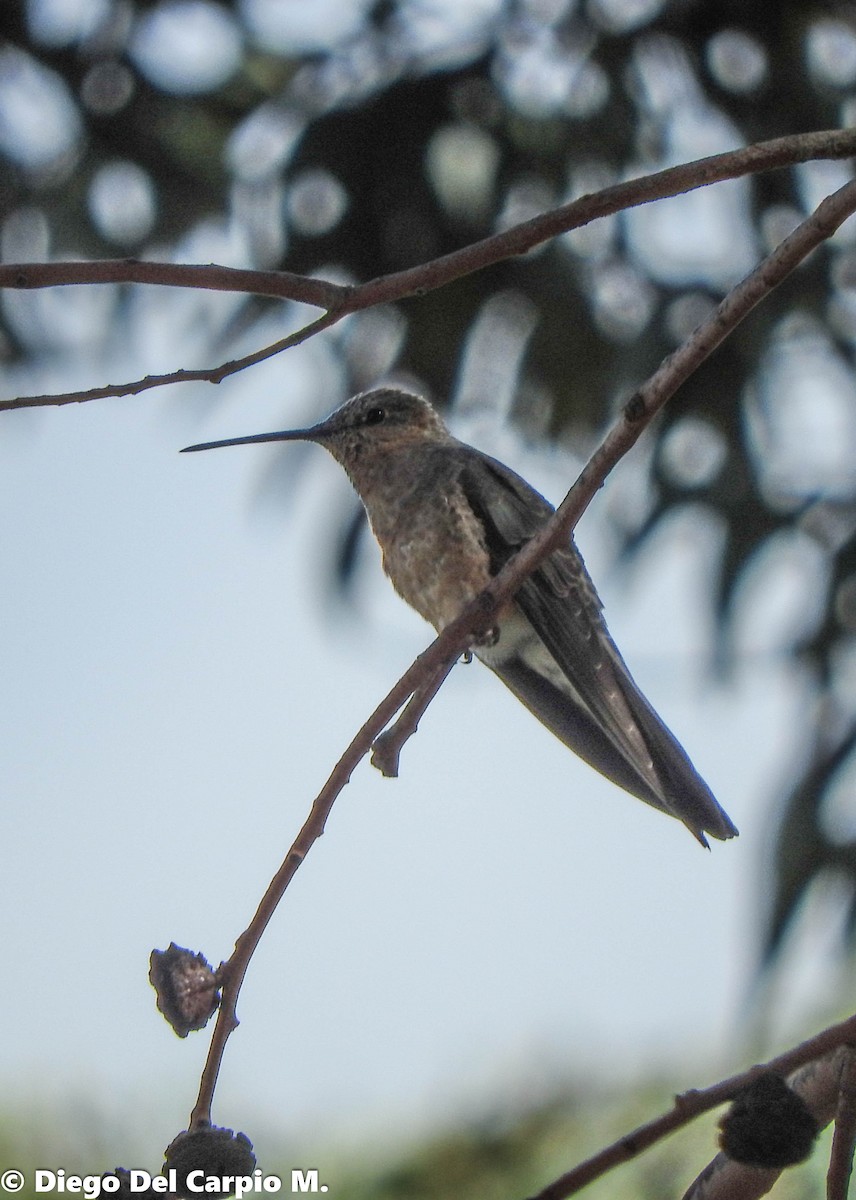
[475,625,500,647]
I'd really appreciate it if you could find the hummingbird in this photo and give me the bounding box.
[182,387,738,847]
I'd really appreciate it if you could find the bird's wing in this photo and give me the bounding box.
[457,451,737,844]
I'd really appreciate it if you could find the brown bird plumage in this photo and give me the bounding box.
[183,387,738,847]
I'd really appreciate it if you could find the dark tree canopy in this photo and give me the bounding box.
[3,0,856,968]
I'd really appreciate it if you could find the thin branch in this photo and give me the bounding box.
[189,639,463,1126]
[0,259,346,307]
[188,173,856,1130]
[363,174,856,772]
[352,127,856,310]
[0,307,344,411]
[370,657,458,777]
[523,1029,856,1200]
[827,1048,856,1200]
[2,129,854,310]
[3,128,856,412]
[682,1047,853,1200]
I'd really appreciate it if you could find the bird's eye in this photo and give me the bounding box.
[364,407,386,425]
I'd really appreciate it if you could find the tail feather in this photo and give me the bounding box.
[491,655,736,846]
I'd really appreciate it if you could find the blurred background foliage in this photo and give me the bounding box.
[4,1085,840,1200]
[2,0,856,974]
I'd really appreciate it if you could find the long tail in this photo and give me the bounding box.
[491,652,737,847]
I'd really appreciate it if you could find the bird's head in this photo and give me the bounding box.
[181,388,453,465]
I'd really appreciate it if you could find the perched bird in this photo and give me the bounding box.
[182,387,738,847]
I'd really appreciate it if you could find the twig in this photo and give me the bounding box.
[349,175,856,775]
[0,307,345,411]
[523,1025,856,1200]
[1,129,854,309]
[827,1048,856,1200]
[370,657,458,777]
[352,127,856,309]
[189,639,466,1127]
[0,259,345,305]
[469,176,856,636]
[3,128,856,412]
[188,173,856,1130]
[682,1046,853,1200]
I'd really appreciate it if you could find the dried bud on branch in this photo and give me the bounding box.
[150,944,221,1038]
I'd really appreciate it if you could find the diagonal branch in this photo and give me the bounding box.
[681,1046,854,1200]
[0,307,344,411]
[2,128,856,412]
[524,1027,856,1200]
[187,173,856,1130]
[352,127,856,309]
[368,175,856,765]
[826,1048,856,1200]
[189,637,469,1127]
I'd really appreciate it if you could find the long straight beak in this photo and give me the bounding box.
[181,428,315,453]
